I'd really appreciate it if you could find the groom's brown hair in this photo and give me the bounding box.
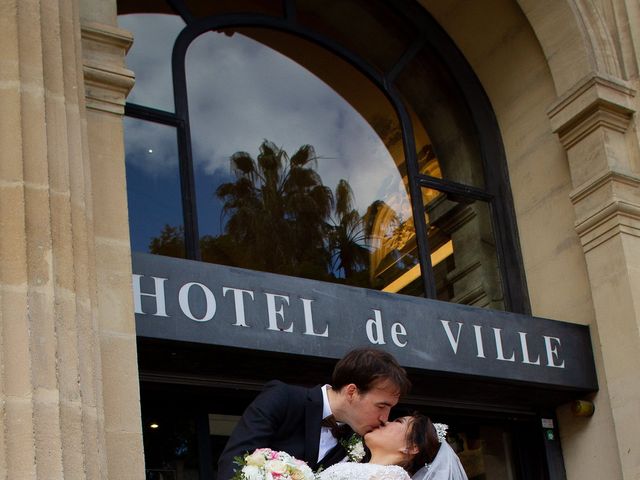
[332,347,411,394]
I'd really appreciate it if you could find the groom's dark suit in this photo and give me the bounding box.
[216,380,351,480]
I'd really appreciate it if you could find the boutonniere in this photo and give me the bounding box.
[340,433,365,462]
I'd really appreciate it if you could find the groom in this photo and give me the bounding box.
[216,347,411,480]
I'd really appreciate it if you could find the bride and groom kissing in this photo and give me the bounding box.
[217,347,468,480]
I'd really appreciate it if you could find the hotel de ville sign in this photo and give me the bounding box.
[132,253,597,392]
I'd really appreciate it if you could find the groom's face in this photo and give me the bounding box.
[344,379,401,435]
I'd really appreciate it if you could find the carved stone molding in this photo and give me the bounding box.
[570,167,640,252]
[82,21,133,51]
[81,22,135,114]
[575,199,640,252]
[569,168,640,205]
[548,74,635,149]
[547,74,640,251]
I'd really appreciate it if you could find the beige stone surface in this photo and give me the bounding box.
[585,233,640,476]
[81,6,145,479]
[4,396,37,477]
[0,186,28,286]
[517,0,595,94]
[0,0,142,478]
[105,431,149,480]
[100,333,143,432]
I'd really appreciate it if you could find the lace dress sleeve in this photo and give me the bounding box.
[370,465,411,480]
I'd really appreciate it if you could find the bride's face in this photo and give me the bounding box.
[364,416,414,453]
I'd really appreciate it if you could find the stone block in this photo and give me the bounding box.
[4,395,36,478]
[2,288,32,396]
[104,431,146,480]
[99,333,142,432]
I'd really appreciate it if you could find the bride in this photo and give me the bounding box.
[318,415,468,480]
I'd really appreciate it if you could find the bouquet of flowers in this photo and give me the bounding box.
[232,448,317,480]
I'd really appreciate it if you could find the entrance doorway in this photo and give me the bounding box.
[139,379,545,480]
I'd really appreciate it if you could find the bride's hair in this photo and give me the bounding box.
[399,414,440,475]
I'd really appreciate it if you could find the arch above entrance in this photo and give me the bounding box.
[517,0,625,95]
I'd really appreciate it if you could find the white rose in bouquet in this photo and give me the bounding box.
[245,450,267,467]
[242,465,264,480]
[264,459,287,475]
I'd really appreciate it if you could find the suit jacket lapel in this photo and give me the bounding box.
[318,442,347,469]
[305,386,323,469]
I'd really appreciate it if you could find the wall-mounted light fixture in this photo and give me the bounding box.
[572,400,595,417]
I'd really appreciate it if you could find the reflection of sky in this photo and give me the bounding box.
[118,14,185,111]
[124,118,183,251]
[119,13,411,243]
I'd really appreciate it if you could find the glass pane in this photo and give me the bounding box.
[422,188,504,309]
[297,0,416,74]
[397,48,485,187]
[118,13,185,111]
[142,411,201,480]
[447,423,517,480]
[186,28,423,295]
[124,117,185,257]
[183,0,282,18]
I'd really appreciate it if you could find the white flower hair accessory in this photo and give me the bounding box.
[433,423,448,443]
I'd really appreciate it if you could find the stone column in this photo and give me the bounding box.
[79,1,145,479]
[549,74,640,479]
[0,0,109,477]
[0,0,144,478]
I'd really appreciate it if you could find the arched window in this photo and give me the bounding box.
[119,0,528,313]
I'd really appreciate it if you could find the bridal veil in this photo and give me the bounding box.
[411,441,468,480]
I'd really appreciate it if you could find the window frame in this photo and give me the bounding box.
[123,0,530,314]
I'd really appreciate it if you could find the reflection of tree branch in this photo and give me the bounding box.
[147,140,418,291]
[149,224,185,258]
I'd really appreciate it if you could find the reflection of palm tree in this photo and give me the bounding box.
[328,179,369,278]
[215,140,333,277]
[147,140,417,291]
[149,224,185,258]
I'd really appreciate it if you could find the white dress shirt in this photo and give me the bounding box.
[318,384,340,462]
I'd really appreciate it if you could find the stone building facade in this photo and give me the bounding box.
[1,0,639,479]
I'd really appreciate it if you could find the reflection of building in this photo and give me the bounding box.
[2,1,640,480]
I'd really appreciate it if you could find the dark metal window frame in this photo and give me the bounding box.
[124,0,530,314]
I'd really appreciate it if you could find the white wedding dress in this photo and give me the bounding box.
[317,442,468,480]
[318,463,410,480]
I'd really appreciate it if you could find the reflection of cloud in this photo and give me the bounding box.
[119,14,412,218]
[118,14,185,111]
[186,32,407,213]
[123,117,178,177]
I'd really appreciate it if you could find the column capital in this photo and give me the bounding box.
[547,74,635,149]
[81,22,135,115]
[547,74,640,248]
[571,170,640,252]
